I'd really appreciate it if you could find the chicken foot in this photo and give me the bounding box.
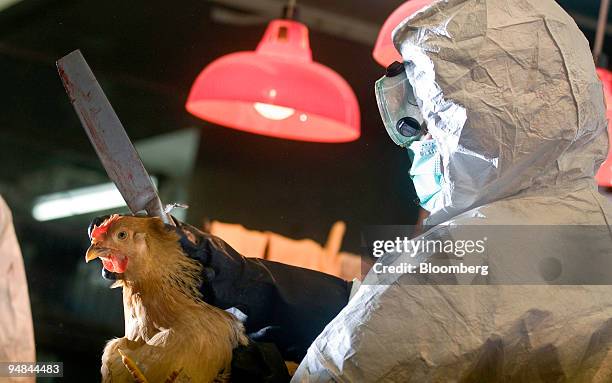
[118,349,184,383]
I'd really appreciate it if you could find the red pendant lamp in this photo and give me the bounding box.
[594,0,612,187]
[596,67,612,186]
[186,5,360,143]
[372,0,433,68]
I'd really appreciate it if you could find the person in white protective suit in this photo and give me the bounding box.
[293,0,612,381]
[0,195,35,382]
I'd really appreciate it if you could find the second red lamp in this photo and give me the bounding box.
[596,68,612,187]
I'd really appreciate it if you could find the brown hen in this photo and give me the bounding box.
[85,214,247,382]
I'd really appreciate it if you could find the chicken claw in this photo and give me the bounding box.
[118,349,148,383]
[117,349,186,383]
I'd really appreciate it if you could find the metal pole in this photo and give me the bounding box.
[285,0,296,19]
[594,0,610,65]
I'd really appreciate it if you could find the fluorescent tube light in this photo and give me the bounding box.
[0,0,23,12]
[32,178,157,221]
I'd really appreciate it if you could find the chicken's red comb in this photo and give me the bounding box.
[91,214,122,241]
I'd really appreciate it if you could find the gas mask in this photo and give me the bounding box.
[375,61,443,212]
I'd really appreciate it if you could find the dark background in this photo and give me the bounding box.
[0,0,608,380]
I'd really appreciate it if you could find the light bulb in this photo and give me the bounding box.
[253,102,295,120]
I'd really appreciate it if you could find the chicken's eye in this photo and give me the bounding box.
[117,231,128,241]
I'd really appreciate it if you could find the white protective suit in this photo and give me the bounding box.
[293,0,612,381]
[0,196,35,382]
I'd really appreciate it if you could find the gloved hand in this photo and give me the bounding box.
[173,217,352,362]
[88,215,352,362]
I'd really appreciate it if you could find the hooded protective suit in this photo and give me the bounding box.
[0,196,35,383]
[293,0,612,381]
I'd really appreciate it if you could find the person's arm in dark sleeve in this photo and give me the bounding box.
[175,219,351,362]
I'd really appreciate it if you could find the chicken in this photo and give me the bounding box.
[85,214,248,382]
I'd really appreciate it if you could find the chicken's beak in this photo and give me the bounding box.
[86,245,102,263]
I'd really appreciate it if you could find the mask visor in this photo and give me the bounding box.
[375,63,424,147]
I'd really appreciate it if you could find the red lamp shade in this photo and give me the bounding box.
[186,19,360,143]
[373,0,434,68]
[596,67,612,187]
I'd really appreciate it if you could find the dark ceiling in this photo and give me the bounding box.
[0,0,610,379]
[0,0,608,222]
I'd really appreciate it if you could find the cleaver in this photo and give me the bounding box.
[56,50,173,224]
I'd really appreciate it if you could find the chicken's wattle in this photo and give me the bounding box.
[101,254,128,273]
